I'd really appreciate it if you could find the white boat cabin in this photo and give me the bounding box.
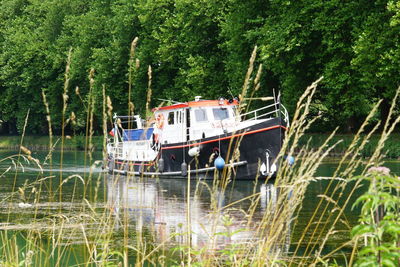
[153,97,239,144]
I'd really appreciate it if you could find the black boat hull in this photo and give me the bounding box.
[107,117,287,180]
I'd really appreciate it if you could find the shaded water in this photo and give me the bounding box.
[0,150,398,265]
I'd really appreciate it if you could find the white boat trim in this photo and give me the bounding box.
[110,160,248,176]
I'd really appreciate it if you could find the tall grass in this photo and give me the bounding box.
[0,44,399,267]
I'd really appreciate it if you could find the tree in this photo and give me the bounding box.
[135,0,227,106]
[352,1,400,124]
[257,0,382,131]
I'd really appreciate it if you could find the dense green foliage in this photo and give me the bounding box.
[0,0,399,134]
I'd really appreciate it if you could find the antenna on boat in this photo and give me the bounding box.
[194,96,202,102]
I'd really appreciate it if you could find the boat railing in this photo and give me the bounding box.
[238,101,290,126]
[114,143,123,159]
[107,142,123,158]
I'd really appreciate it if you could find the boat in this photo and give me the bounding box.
[106,96,289,179]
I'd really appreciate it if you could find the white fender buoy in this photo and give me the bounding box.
[188,147,200,157]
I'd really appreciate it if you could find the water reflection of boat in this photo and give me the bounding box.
[106,96,289,179]
[106,174,291,252]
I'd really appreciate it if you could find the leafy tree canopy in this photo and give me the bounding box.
[0,0,399,134]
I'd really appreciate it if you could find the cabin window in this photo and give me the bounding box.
[168,112,174,125]
[186,109,191,127]
[213,108,229,120]
[176,111,183,124]
[194,109,208,122]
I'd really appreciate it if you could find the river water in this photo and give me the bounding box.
[0,150,398,265]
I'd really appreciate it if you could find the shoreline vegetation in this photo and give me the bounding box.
[1,134,399,159]
[0,135,103,152]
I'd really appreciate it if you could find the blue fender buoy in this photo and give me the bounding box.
[287,156,295,166]
[214,156,225,171]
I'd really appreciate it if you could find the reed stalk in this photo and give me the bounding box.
[146,65,153,116]
[59,48,72,207]
[128,37,139,129]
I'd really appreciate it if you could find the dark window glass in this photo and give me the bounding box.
[168,112,174,125]
[186,109,190,127]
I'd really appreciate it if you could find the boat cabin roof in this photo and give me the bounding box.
[153,99,239,112]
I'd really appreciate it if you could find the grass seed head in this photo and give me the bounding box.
[70,112,76,126]
[20,145,31,156]
[136,58,140,70]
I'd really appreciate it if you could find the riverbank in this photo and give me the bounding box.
[1,134,399,158]
[0,135,104,151]
[297,133,400,159]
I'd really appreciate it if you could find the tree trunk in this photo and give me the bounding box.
[380,98,391,130]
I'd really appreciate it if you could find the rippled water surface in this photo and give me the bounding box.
[0,150,398,265]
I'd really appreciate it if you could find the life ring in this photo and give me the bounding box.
[156,114,164,129]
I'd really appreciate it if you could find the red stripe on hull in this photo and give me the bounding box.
[162,125,287,150]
